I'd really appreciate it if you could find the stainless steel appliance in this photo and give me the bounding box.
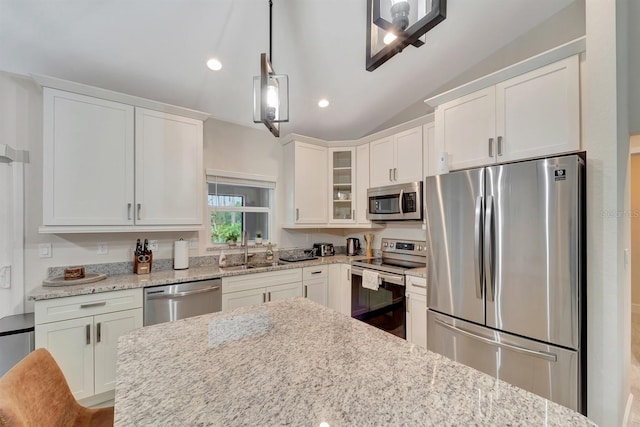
[346,237,360,256]
[425,154,585,413]
[144,279,222,326]
[351,239,427,338]
[0,313,34,376]
[313,243,335,257]
[366,181,423,221]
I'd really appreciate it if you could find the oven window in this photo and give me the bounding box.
[351,274,405,339]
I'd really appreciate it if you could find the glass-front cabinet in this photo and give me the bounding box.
[329,148,356,223]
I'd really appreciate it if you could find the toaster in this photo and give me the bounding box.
[313,243,335,257]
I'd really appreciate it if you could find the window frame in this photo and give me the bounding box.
[206,169,276,249]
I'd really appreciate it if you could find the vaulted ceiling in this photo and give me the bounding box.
[0,0,576,140]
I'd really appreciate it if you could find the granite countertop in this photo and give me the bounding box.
[29,255,366,301]
[114,298,594,426]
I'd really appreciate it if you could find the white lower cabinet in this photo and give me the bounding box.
[34,289,143,403]
[222,269,303,311]
[328,264,351,316]
[303,265,328,306]
[406,275,427,348]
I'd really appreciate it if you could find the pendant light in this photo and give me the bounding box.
[253,0,289,137]
[366,0,447,71]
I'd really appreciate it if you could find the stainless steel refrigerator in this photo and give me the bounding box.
[425,154,585,413]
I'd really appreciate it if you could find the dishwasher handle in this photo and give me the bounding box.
[146,286,220,300]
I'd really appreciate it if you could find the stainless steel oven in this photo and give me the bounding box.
[350,239,427,339]
[366,181,423,221]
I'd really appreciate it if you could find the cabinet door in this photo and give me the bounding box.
[304,279,328,306]
[329,148,356,223]
[135,108,203,225]
[423,123,436,177]
[356,144,370,224]
[406,291,427,348]
[435,87,496,170]
[43,89,134,226]
[369,137,395,187]
[222,288,266,311]
[94,308,143,394]
[35,316,94,400]
[267,282,302,302]
[496,55,580,163]
[328,264,351,315]
[294,142,328,223]
[394,126,423,184]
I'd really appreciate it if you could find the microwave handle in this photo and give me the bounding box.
[398,189,404,215]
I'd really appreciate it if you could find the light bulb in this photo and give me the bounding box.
[318,99,330,108]
[266,81,279,121]
[206,58,222,71]
[384,32,398,45]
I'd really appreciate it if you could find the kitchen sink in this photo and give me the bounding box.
[220,262,283,272]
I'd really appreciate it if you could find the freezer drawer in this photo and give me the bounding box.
[427,310,581,413]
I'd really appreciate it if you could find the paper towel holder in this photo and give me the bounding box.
[173,238,190,270]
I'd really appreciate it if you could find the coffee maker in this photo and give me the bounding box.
[346,237,360,256]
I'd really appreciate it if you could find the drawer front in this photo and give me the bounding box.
[303,265,328,281]
[35,289,143,325]
[222,268,303,294]
[406,275,427,296]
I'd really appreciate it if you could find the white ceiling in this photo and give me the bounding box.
[0,0,574,141]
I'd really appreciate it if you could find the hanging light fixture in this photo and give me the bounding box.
[366,0,447,71]
[253,0,289,137]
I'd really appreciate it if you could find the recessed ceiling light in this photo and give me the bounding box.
[206,58,222,71]
[318,99,330,108]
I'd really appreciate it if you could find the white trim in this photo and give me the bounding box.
[424,37,586,107]
[206,169,277,187]
[32,74,209,121]
[632,303,640,314]
[623,393,633,427]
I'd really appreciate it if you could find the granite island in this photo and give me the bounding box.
[115,298,595,426]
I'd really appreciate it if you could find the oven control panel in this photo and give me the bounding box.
[381,239,427,255]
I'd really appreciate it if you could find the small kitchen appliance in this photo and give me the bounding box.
[313,243,335,257]
[366,181,423,221]
[346,237,360,256]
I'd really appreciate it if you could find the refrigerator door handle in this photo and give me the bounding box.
[484,195,495,301]
[434,318,558,362]
[474,196,484,299]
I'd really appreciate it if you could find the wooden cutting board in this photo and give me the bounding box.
[43,273,107,287]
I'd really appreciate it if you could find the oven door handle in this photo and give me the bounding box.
[351,266,405,286]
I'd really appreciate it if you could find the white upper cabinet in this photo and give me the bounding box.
[434,55,580,170]
[423,123,436,177]
[356,144,370,225]
[283,141,328,225]
[43,89,135,226]
[329,148,356,224]
[370,126,423,187]
[42,88,204,231]
[134,108,203,225]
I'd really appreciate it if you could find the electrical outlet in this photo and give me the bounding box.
[149,240,158,251]
[188,238,198,250]
[38,243,52,258]
[0,266,11,289]
[97,242,108,255]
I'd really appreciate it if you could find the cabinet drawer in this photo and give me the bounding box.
[222,268,303,294]
[303,265,328,281]
[35,289,143,325]
[406,275,427,296]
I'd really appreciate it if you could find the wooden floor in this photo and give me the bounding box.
[631,311,640,426]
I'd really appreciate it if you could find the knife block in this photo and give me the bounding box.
[134,252,153,275]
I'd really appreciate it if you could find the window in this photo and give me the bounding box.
[207,172,275,245]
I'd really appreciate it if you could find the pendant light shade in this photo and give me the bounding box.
[366,0,447,71]
[253,0,289,137]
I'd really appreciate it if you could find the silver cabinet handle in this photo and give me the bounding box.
[296,208,299,221]
[484,196,495,302]
[394,168,398,181]
[434,318,557,362]
[146,286,221,300]
[304,285,308,298]
[488,138,494,157]
[398,189,404,215]
[406,294,410,313]
[266,292,271,302]
[352,209,355,219]
[497,136,503,156]
[411,282,427,289]
[389,169,392,182]
[311,271,322,275]
[96,322,101,343]
[263,293,267,303]
[86,324,91,345]
[474,196,484,300]
[347,268,350,280]
[127,203,132,220]
[137,203,142,220]
[80,301,106,309]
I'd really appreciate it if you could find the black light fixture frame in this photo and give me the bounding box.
[366,0,447,72]
[253,0,289,137]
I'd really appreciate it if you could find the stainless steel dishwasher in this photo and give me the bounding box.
[143,279,222,326]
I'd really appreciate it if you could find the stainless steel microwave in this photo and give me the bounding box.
[366,181,423,221]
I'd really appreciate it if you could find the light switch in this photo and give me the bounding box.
[39,243,52,258]
[0,266,11,289]
[189,238,198,250]
[149,240,158,251]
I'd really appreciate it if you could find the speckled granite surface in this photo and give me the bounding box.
[115,298,595,426]
[29,255,365,301]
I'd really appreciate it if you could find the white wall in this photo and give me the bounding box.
[629,0,640,134]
